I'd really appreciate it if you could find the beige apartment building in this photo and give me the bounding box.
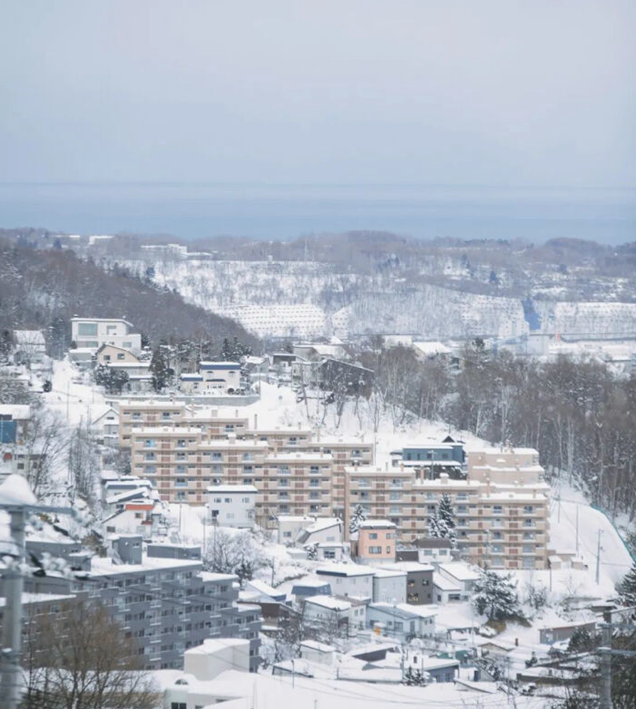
[125,401,372,520]
[345,466,550,570]
[467,446,545,485]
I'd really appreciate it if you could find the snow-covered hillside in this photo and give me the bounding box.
[123,257,636,340]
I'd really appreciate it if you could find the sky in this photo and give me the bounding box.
[0,0,635,188]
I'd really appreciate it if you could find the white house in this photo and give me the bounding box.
[277,515,317,545]
[303,595,366,632]
[436,563,480,601]
[180,361,242,395]
[184,638,251,680]
[90,405,119,442]
[103,498,163,539]
[296,517,343,547]
[371,568,407,604]
[70,317,141,352]
[315,565,375,600]
[208,485,257,528]
[367,603,436,640]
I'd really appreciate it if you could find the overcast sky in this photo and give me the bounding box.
[1,0,634,187]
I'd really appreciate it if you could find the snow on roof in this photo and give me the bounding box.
[88,555,203,576]
[438,563,480,582]
[370,567,407,579]
[300,640,334,653]
[388,561,435,573]
[412,341,451,355]
[304,595,351,611]
[359,519,396,529]
[433,573,462,592]
[208,485,258,494]
[0,474,37,507]
[304,518,341,534]
[0,592,75,608]
[396,603,438,619]
[316,564,375,578]
[0,405,31,419]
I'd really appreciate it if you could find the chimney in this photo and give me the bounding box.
[254,414,258,430]
[385,462,388,472]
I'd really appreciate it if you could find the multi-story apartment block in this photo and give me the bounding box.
[467,446,544,485]
[122,401,374,521]
[22,536,261,671]
[71,317,142,352]
[345,466,550,570]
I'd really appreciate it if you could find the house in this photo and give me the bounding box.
[539,620,597,645]
[277,515,317,545]
[412,341,452,361]
[313,542,345,561]
[367,603,436,640]
[436,563,480,600]
[244,579,286,603]
[184,638,251,680]
[180,361,243,395]
[384,562,434,605]
[0,405,31,444]
[315,565,375,600]
[70,317,141,352]
[371,568,407,604]
[90,405,119,442]
[356,520,397,564]
[291,579,332,600]
[102,498,164,539]
[208,485,257,528]
[394,437,466,478]
[12,330,46,365]
[95,343,141,365]
[410,537,455,564]
[296,517,343,547]
[303,595,366,633]
[300,640,335,665]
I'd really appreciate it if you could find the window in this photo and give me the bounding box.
[78,323,97,336]
[117,353,125,360]
[493,505,503,514]
[523,505,534,514]
[369,533,378,540]
[171,703,186,709]
[369,546,382,554]
[103,354,111,361]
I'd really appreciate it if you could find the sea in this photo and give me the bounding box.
[0,182,634,244]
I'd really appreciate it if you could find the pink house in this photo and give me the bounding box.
[356,520,397,564]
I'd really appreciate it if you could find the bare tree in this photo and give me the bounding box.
[19,600,159,709]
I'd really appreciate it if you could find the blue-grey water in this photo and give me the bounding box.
[0,182,634,244]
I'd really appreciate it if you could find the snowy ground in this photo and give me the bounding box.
[42,358,105,426]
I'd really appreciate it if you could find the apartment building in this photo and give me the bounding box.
[22,536,261,671]
[467,446,545,485]
[345,467,550,570]
[123,400,373,520]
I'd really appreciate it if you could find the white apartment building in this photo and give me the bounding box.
[208,485,257,528]
[71,317,141,352]
[467,446,544,485]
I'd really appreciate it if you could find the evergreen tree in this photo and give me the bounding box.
[472,569,521,621]
[305,543,318,561]
[219,336,252,362]
[150,345,171,392]
[427,494,457,548]
[618,561,636,606]
[93,364,129,394]
[349,504,367,535]
[403,666,426,686]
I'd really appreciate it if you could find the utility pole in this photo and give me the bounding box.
[596,529,604,585]
[575,504,580,556]
[0,484,76,709]
[599,622,613,709]
[0,508,26,709]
